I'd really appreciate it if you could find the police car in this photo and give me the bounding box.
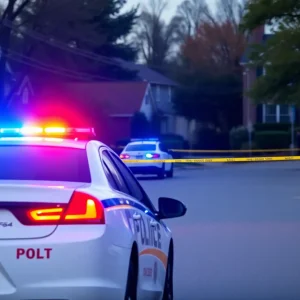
[120,139,174,179]
[0,126,187,300]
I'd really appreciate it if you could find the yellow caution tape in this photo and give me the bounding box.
[111,145,299,153]
[124,156,300,163]
[170,148,300,153]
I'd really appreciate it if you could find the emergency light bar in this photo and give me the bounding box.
[130,138,159,142]
[0,126,96,139]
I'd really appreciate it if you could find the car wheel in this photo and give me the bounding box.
[124,251,138,300]
[157,163,165,179]
[162,246,174,300]
[166,163,174,178]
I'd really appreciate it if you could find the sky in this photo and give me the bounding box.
[125,0,217,21]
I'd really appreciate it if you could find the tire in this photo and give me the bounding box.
[124,251,138,300]
[166,163,174,178]
[157,163,165,179]
[162,246,174,300]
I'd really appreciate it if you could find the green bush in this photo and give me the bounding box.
[254,123,291,132]
[193,128,230,150]
[254,131,290,149]
[241,141,257,150]
[230,126,252,150]
[159,134,185,150]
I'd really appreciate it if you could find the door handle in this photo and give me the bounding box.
[150,220,158,227]
[133,213,141,220]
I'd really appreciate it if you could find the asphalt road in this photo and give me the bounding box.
[139,162,300,300]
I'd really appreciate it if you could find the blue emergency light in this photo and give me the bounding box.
[130,138,159,142]
[0,126,96,139]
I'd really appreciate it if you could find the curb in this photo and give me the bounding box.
[175,163,204,168]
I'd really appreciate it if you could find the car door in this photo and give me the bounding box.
[108,150,170,299]
[100,148,156,297]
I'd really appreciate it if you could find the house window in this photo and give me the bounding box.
[145,93,149,104]
[22,87,29,104]
[261,69,292,123]
[262,104,291,123]
[168,87,172,102]
[156,85,160,102]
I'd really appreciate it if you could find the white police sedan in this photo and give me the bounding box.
[120,139,174,179]
[0,126,186,300]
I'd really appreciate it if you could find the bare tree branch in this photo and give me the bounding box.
[175,0,208,40]
[134,0,179,67]
[11,0,31,20]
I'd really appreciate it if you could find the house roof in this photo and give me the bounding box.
[63,81,149,115]
[115,59,178,87]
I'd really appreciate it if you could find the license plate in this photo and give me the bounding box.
[136,155,143,159]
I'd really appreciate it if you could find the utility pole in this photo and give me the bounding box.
[290,105,295,155]
[245,68,252,156]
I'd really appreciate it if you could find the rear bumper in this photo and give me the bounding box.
[128,164,163,175]
[0,225,130,300]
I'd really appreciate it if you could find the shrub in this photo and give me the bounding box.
[194,128,217,150]
[241,141,257,150]
[131,111,150,138]
[254,131,290,149]
[230,126,251,150]
[193,128,229,150]
[159,134,185,150]
[254,123,291,132]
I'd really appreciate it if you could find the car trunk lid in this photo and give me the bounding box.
[0,181,88,240]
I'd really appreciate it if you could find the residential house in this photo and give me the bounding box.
[241,25,295,126]
[116,59,194,141]
[5,59,194,146]
[6,74,34,114]
[60,81,157,146]
[5,79,156,146]
[0,71,35,123]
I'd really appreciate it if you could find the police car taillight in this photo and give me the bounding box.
[62,191,105,224]
[25,191,105,225]
[120,153,130,159]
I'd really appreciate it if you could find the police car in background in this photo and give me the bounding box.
[120,138,174,179]
[0,125,187,300]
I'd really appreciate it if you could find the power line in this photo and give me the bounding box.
[5,49,115,82]
[6,51,91,81]
[2,18,123,68]
[7,48,125,81]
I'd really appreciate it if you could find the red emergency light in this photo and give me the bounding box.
[0,126,96,139]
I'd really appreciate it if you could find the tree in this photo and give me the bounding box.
[174,0,208,41]
[0,0,32,109]
[0,0,138,109]
[174,71,242,130]
[173,0,246,130]
[16,0,139,78]
[134,0,179,69]
[182,20,245,74]
[240,0,300,104]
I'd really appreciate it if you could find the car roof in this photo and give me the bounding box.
[0,138,105,149]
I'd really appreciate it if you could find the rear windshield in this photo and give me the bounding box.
[0,146,91,182]
[125,143,156,151]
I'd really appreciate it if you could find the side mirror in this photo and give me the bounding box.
[158,197,187,219]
